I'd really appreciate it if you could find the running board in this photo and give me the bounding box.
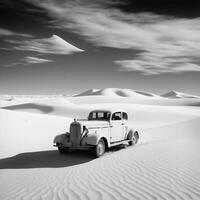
[110,139,130,147]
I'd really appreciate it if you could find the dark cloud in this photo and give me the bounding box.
[0,28,32,37]
[0,0,53,36]
[108,0,200,18]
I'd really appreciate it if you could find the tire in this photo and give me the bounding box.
[128,132,138,146]
[94,139,105,158]
[58,147,68,154]
[135,132,139,144]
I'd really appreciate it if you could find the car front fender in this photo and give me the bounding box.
[85,133,99,146]
[53,133,69,144]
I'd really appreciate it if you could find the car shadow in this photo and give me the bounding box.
[109,144,128,152]
[0,145,128,169]
[0,150,94,169]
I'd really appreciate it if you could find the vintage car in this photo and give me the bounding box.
[53,109,139,157]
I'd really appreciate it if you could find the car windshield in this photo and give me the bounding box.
[88,111,111,121]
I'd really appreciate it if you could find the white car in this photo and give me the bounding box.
[53,109,139,157]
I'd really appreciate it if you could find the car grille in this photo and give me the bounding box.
[70,122,82,146]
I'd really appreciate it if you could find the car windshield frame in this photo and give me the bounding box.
[88,111,111,121]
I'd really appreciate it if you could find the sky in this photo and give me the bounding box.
[0,0,200,95]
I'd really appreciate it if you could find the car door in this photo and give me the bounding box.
[122,112,128,139]
[110,112,124,142]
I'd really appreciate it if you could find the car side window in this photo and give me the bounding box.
[112,112,122,120]
[122,112,128,120]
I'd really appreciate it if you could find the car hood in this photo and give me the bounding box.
[81,120,109,128]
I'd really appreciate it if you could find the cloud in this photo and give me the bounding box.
[0,28,32,37]
[4,56,52,67]
[23,56,52,64]
[3,34,83,67]
[27,0,200,75]
[115,59,200,75]
[12,34,84,55]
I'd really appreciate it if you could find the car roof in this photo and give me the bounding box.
[89,109,127,113]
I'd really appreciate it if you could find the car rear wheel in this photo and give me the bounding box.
[128,132,139,146]
[94,139,105,158]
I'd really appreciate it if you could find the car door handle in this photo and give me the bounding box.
[110,125,113,128]
[121,123,124,125]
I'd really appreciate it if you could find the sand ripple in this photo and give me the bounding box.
[1,139,200,200]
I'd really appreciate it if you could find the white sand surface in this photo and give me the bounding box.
[0,90,200,200]
[0,119,200,200]
[0,109,72,158]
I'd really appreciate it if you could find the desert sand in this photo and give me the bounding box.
[0,88,200,200]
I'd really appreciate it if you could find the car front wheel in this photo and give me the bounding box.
[58,147,69,154]
[94,139,105,158]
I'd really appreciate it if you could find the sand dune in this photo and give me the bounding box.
[69,95,200,107]
[1,89,200,109]
[161,91,200,99]
[2,101,200,131]
[1,89,200,200]
[1,93,200,159]
[75,88,161,98]
[75,88,200,100]
[0,95,68,107]
[2,94,200,119]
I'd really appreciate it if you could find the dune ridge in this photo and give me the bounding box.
[74,88,161,98]
[161,91,200,99]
